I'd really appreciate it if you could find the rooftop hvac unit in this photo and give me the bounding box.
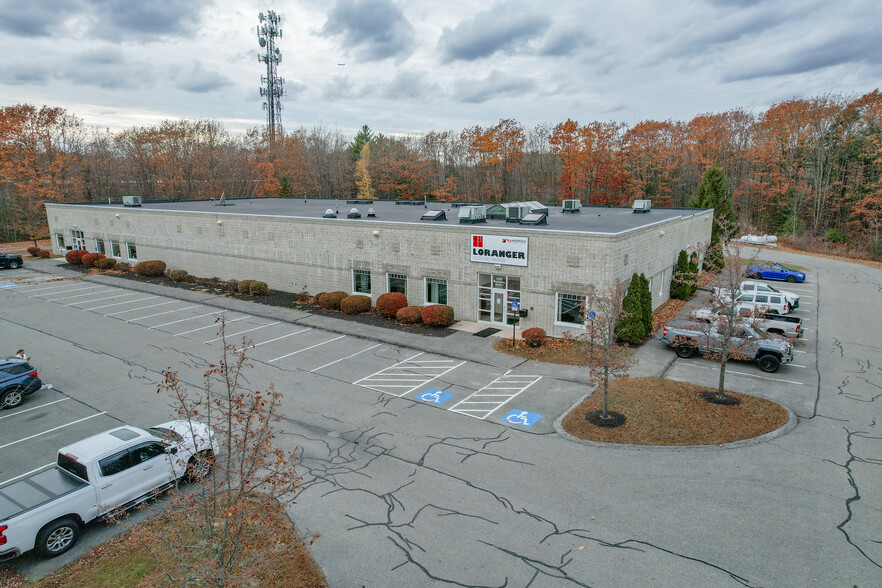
[367,208,376,217]
[505,203,530,222]
[421,210,447,221]
[347,208,361,218]
[322,208,337,218]
[562,199,582,213]
[632,199,652,213]
[122,196,142,207]
[526,201,549,214]
[458,205,487,224]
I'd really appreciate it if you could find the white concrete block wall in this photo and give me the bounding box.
[46,204,712,338]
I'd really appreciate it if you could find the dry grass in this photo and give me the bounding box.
[5,497,327,588]
[561,377,789,446]
[493,337,636,365]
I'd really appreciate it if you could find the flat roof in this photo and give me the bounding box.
[51,198,712,235]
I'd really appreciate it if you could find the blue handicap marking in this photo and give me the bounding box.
[418,388,455,405]
[502,409,542,427]
[0,284,18,289]
[511,301,519,311]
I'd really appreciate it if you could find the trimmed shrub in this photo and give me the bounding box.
[116,262,131,272]
[314,292,328,307]
[238,279,257,294]
[421,304,455,327]
[616,273,646,345]
[82,253,105,268]
[340,295,371,315]
[65,250,88,265]
[396,306,423,324]
[225,279,239,293]
[27,246,40,257]
[169,269,189,283]
[134,260,166,277]
[249,281,269,296]
[522,327,546,348]
[377,292,408,318]
[318,291,348,310]
[97,258,117,270]
[37,249,51,258]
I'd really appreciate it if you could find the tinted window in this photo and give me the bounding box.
[770,296,781,304]
[99,450,135,476]
[741,294,754,302]
[58,453,89,482]
[2,363,33,375]
[755,295,769,303]
[743,284,754,291]
[133,442,166,463]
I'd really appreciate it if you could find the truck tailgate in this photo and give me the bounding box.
[0,468,88,521]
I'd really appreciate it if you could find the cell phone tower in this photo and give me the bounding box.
[257,10,285,143]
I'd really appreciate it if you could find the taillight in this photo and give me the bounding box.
[0,524,7,545]
[28,370,38,378]
[663,327,668,337]
[796,324,801,333]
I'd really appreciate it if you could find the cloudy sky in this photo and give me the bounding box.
[1,0,878,138]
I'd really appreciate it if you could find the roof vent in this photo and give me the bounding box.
[520,213,548,225]
[348,208,361,218]
[421,210,447,221]
[323,208,337,218]
[562,199,581,213]
[458,205,487,224]
[632,199,651,213]
[367,208,376,217]
[123,195,142,207]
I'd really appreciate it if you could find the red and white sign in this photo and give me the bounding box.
[470,234,528,267]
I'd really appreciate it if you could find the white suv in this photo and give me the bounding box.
[739,280,800,310]
[733,291,790,315]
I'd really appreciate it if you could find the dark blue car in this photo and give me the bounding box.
[746,262,806,283]
[0,358,42,409]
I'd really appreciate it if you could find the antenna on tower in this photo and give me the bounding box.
[257,10,285,144]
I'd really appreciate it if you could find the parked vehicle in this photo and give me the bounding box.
[660,320,794,373]
[689,308,803,339]
[739,280,800,309]
[713,288,791,315]
[0,358,42,409]
[0,253,23,270]
[746,261,806,283]
[0,420,218,561]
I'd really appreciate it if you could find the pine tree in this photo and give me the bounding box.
[688,252,700,294]
[277,176,293,198]
[670,250,691,299]
[639,273,652,335]
[690,165,738,270]
[615,273,646,345]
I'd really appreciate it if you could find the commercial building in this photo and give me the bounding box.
[45,198,712,337]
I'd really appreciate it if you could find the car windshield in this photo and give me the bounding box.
[149,427,184,443]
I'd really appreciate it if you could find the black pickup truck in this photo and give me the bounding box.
[0,253,23,270]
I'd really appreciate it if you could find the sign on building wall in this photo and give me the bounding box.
[470,234,529,267]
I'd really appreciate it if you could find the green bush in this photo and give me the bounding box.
[340,295,372,314]
[522,327,546,347]
[616,273,646,345]
[639,273,652,335]
[97,258,117,270]
[318,291,348,310]
[169,269,189,282]
[670,250,692,300]
[377,292,408,318]
[396,306,423,324]
[421,304,455,327]
[134,260,166,277]
[826,228,848,243]
[238,279,257,294]
[249,281,269,295]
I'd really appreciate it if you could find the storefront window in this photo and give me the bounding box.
[353,269,371,294]
[126,242,137,261]
[387,273,407,295]
[425,278,447,305]
[557,293,585,325]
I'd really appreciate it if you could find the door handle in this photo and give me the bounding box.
[100,484,111,489]
[143,465,154,470]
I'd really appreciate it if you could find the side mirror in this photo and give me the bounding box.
[166,446,178,455]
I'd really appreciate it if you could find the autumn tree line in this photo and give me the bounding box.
[1,91,879,257]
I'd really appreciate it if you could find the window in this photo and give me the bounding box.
[55,233,64,250]
[110,241,121,257]
[2,363,34,375]
[387,273,407,295]
[95,239,106,254]
[742,283,755,292]
[126,242,137,261]
[425,278,447,305]
[132,442,166,463]
[353,269,371,294]
[557,293,585,325]
[58,454,88,482]
[658,271,663,295]
[99,449,135,477]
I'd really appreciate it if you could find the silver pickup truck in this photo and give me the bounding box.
[660,320,794,372]
[0,420,217,561]
[689,308,803,339]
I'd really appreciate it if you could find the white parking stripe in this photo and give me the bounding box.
[29,284,101,296]
[237,328,312,351]
[449,371,542,419]
[126,304,202,322]
[149,311,222,329]
[0,412,108,449]
[65,291,140,306]
[175,315,252,336]
[268,335,348,363]
[84,295,159,311]
[676,362,804,385]
[40,286,115,300]
[0,463,56,487]
[0,397,69,421]
[204,321,280,343]
[105,299,178,316]
[354,353,467,397]
[310,344,382,372]
[24,281,84,293]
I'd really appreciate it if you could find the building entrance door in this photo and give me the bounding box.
[478,273,521,325]
[71,230,85,250]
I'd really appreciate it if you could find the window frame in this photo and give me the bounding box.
[387,273,407,295]
[424,277,448,305]
[95,239,106,255]
[555,292,586,327]
[125,242,137,261]
[352,269,371,295]
[110,241,121,258]
[55,233,65,250]
[99,449,136,477]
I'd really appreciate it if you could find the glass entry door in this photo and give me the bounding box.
[478,273,521,325]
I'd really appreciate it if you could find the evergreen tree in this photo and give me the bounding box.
[689,165,738,270]
[639,273,652,335]
[688,252,700,294]
[615,273,646,345]
[670,250,691,299]
[351,124,374,161]
[277,176,293,198]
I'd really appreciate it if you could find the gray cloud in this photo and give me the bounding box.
[94,0,211,40]
[321,75,361,101]
[0,65,51,85]
[0,0,81,37]
[382,70,439,101]
[539,28,590,57]
[724,30,882,82]
[59,50,155,89]
[439,2,551,62]
[454,69,535,103]
[172,62,233,94]
[321,0,415,61]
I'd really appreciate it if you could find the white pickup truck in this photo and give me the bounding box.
[0,420,217,560]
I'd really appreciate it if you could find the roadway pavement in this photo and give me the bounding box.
[0,252,880,586]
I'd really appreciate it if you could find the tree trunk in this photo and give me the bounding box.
[718,359,727,398]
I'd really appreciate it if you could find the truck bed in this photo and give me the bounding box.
[0,467,87,521]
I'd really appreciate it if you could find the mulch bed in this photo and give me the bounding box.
[561,377,789,446]
[65,264,455,337]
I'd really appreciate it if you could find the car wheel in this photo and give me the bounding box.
[1,387,25,409]
[186,450,215,482]
[37,518,80,557]
[8,260,20,269]
[786,275,796,283]
[758,354,781,373]
[675,345,696,359]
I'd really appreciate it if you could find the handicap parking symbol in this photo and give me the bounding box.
[502,409,542,427]
[418,388,455,405]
